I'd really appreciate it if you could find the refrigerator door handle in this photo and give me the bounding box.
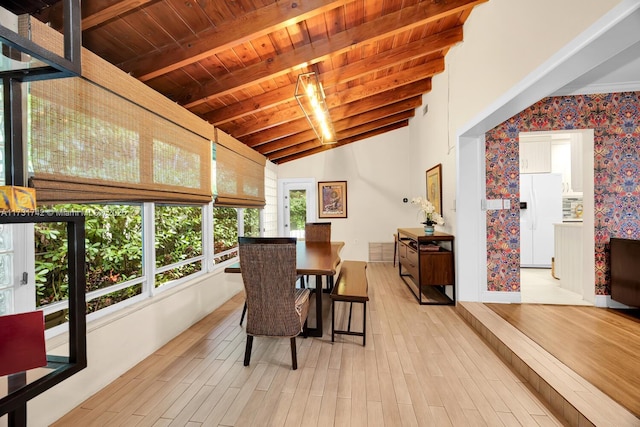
[530,185,537,230]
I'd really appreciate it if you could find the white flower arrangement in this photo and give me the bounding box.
[411,196,444,226]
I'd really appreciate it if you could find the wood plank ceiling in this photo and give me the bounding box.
[21,0,487,163]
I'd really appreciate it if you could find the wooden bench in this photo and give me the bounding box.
[330,261,369,345]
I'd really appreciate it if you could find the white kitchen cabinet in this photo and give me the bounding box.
[570,134,583,192]
[551,142,572,193]
[553,223,584,295]
[519,137,551,173]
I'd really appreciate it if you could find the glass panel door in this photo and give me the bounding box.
[287,189,307,238]
[280,179,315,238]
[0,223,35,315]
[0,224,14,315]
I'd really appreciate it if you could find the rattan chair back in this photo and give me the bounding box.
[305,222,331,242]
[238,237,307,337]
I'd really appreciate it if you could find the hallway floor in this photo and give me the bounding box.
[520,268,592,305]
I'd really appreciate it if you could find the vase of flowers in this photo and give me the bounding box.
[411,196,444,235]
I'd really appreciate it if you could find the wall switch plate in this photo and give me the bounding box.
[486,199,503,210]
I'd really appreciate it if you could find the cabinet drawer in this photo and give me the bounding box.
[398,243,408,263]
[399,242,419,278]
[420,251,454,285]
[407,246,418,266]
[404,260,419,281]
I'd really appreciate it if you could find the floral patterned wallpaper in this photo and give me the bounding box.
[485,92,640,295]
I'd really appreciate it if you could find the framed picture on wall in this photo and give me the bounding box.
[318,181,348,218]
[426,164,443,215]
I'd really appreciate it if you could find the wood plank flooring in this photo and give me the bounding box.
[53,263,564,426]
[486,303,640,418]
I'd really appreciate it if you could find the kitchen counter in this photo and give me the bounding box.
[553,223,583,295]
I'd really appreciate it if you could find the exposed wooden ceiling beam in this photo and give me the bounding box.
[274,121,409,163]
[120,0,351,81]
[264,110,415,159]
[39,0,152,30]
[203,25,461,125]
[83,0,153,30]
[175,0,482,108]
[243,96,423,150]
[226,81,427,142]
[257,104,418,154]
[326,60,442,108]
[222,73,434,138]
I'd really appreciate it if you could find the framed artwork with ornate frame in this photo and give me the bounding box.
[426,164,443,215]
[318,181,347,218]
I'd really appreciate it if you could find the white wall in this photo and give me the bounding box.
[30,271,243,426]
[277,127,419,261]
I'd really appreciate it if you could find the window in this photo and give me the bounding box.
[35,204,143,327]
[242,208,260,237]
[213,206,262,265]
[155,205,203,286]
[213,206,239,264]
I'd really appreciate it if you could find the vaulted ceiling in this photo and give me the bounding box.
[17,0,487,163]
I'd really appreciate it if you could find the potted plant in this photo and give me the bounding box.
[411,197,444,235]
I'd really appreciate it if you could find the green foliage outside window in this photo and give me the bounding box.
[243,208,260,237]
[35,204,143,313]
[289,190,307,232]
[213,207,238,263]
[36,203,206,312]
[155,205,203,286]
[34,202,254,318]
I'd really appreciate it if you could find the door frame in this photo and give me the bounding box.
[277,178,316,237]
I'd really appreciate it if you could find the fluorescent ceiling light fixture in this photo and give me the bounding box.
[295,72,337,145]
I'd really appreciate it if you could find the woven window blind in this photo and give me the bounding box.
[29,77,212,204]
[215,130,265,208]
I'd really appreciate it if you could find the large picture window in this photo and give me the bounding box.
[155,204,203,286]
[213,206,239,265]
[35,204,143,327]
[242,208,260,237]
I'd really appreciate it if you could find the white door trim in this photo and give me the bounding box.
[277,178,316,237]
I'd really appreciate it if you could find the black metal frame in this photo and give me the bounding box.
[0,4,84,424]
[3,79,25,186]
[0,0,81,82]
[2,0,81,186]
[0,213,87,427]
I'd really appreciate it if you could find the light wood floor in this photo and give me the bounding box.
[53,263,565,426]
[486,303,640,418]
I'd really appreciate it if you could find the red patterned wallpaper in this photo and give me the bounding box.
[485,92,640,295]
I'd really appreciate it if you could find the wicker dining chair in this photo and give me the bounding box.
[305,222,331,242]
[304,222,332,291]
[238,237,311,370]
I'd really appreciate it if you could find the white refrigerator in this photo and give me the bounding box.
[520,173,563,267]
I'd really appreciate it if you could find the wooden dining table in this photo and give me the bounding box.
[225,240,344,337]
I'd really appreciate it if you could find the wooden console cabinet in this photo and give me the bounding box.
[397,228,455,304]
